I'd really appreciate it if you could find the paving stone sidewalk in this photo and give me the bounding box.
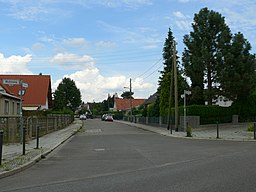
[0,119,83,179]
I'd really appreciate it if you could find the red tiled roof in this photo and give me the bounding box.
[0,75,52,108]
[115,98,145,111]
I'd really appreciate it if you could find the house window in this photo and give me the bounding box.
[17,102,21,115]
[12,101,15,115]
[5,100,9,114]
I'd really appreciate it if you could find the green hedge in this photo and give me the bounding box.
[185,105,233,124]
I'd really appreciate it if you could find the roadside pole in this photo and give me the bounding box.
[216,121,219,139]
[0,130,3,165]
[20,80,23,144]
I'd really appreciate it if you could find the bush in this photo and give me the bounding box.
[186,125,192,137]
[247,123,255,132]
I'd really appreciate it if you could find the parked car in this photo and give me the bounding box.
[101,114,107,121]
[104,114,114,121]
[79,114,87,120]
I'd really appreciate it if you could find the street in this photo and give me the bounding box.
[0,119,256,192]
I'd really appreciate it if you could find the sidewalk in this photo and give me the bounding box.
[0,119,83,179]
[117,120,256,142]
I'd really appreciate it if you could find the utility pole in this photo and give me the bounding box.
[129,78,132,117]
[167,51,174,133]
[173,41,179,131]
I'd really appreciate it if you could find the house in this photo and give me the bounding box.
[113,97,145,111]
[0,74,53,111]
[0,82,21,116]
[212,96,233,107]
[143,92,158,106]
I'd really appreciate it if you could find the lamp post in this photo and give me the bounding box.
[181,90,191,131]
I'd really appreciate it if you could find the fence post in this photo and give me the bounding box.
[216,121,219,139]
[254,123,256,140]
[22,127,26,155]
[36,126,40,149]
[0,130,3,165]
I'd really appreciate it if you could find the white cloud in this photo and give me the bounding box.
[0,53,33,74]
[50,53,95,70]
[53,67,127,102]
[8,5,48,21]
[143,45,158,49]
[63,38,87,47]
[175,20,191,30]
[94,0,153,9]
[96,41,117,48]
[173,11,186,19]
[53,65,155,102]
[32,43,45,51]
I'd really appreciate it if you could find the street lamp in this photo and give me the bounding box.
[181,90,191,131]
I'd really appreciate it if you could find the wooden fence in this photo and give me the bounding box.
[0,114,73,143]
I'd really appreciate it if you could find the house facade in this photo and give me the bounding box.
[0,74,53,111]
[0,84,21,117]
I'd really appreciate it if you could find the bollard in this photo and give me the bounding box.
[0,130,3,165]
[36,126,40,149]
[22,127,26,155]
[254,123,256,140]
[216,121,219,139]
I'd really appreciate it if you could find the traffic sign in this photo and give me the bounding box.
[3,79,20,85]
[22,82,29,88]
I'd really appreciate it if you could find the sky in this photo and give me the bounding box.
[0,0,255,102]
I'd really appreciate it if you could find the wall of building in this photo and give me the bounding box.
[0,96,20,117]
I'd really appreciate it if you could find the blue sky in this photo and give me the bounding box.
[0,0,255,102]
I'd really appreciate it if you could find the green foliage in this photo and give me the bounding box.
[182,7,232,105]
[185,105,233,124]
[219,32,256,101]
[186,125,192,137]
[92,102,105,115]
[111,111,124,120]
[121,91,134,99]
[51,108,74,115]
[160,72,172,116]
[23,109,74,116]
[230,95,256,121]
[147,103,159,117]
[159,28,188,116]
[247,123,254,132]
[53,77,82,112]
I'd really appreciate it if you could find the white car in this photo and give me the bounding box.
[79,114,87,120]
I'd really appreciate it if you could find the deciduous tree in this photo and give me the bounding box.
[53,77,82,112]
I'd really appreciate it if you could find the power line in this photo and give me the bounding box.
[136,58,162,79]
[142,64,163,81]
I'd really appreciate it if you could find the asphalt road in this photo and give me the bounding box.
[1,119,256,192]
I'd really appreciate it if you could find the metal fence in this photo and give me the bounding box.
[123,115,238,130]
[0,114,73,143]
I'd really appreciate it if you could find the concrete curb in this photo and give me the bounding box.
[0,121,83,179]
